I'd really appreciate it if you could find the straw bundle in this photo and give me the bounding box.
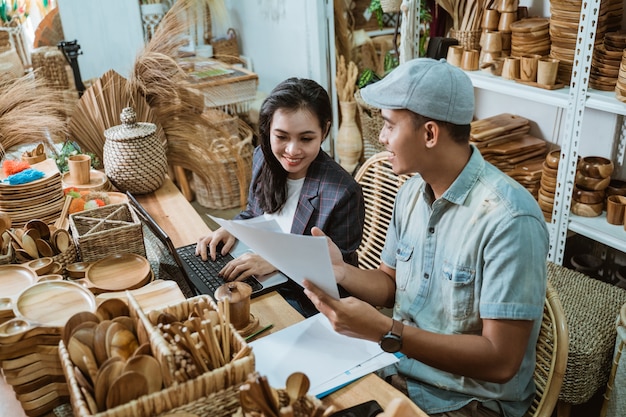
[335,55,358,102]
[0,74,68,159]
[437,0,487,31]
[68,69,162,162]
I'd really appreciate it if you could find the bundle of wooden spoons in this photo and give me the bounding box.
[63,299,164,414]
[7,218,72,263]
[239,372,335,417]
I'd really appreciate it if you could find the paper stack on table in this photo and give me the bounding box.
[249,313,399,397]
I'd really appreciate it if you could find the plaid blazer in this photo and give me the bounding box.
[235,146,365,265]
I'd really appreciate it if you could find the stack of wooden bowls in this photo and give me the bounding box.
[571,156,614,217]
[538,149,560,222]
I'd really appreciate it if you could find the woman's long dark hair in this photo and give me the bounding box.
[256,77,332,213]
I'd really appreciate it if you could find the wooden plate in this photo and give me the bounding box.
[84,253,151,292]
[0,265,38,299]
[62,170,108,191]
[14,280,96,327]
[509,17,550,33]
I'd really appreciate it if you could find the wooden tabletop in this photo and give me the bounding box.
[0,178,428,417]
[136,178,428,415]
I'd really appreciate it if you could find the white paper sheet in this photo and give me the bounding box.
[209,215,339,299]
[249,313,399,397]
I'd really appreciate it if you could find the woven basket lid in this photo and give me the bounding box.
[104,106,156,141]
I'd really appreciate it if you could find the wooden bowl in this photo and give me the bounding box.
[572,186,605,204]
[575,171,611,191]
[578,156,614,179]
[570,201,603,217]
[25,257,54,276]
[545,149,561,169]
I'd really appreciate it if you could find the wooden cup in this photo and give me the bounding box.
[68,154,91,185]
[520,54,541,82]
[498,12,517,31]
[446,45,464,67]
[606,195,626,225]
[537,58,559,86]
[482,8,500,30]
[502,57,520,80]
[497,0,519,13]
[481,30,502,53]
[461,49,479,71]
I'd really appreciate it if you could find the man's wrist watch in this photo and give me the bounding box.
[379,319,404,353]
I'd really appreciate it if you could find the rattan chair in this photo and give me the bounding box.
[353,151,414,270]
[600,302,626,417]
[525,281,569,417]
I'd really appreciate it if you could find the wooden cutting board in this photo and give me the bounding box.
[472,125,531,149]
[480,134,546,156]
[471,114,530,141]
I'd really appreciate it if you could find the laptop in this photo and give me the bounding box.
[126,192,288,300]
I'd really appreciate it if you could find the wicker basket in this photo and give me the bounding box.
[31,46,70,90]
[52,238,77,268]
[450,29,482,52]
[192,120,254,210]
[69,203,145,263]
[354,89,386,160]
[103,107,168,194]
[211,28,240,64]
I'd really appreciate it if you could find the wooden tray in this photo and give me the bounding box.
[471,114,530,141]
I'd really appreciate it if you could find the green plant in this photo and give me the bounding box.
[52,140,101,173]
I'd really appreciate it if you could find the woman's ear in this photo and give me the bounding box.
[323,121,331,139]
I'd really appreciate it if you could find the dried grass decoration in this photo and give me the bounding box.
[103,106,168,194]
[0,74,68,159]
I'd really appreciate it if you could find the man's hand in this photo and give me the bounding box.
[303,279,390,343]
[311,227,347,284]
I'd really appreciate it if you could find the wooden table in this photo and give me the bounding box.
[0,178,428,416]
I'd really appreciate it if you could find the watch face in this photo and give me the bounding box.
[380,334,402,353]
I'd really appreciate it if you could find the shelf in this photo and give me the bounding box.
[465,70,570,108]
[568,212,626,253]
[586,89,626,115]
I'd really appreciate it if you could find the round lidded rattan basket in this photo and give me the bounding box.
[103,106,168,194]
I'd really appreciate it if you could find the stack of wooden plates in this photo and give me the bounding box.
[471,114,547,197]
[616,50,626,103]
[0,158,64,228]
[590,32,626,91]
[61,169,112,192]
[550,0,622,84]
[0,280,97,416]
[510,18,551,58]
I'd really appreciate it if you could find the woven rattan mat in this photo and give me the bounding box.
[547,262,626,404]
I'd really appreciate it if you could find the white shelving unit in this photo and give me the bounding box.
[463,0,626,265]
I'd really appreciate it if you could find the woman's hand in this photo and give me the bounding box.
[195,227,237,261]
[220,252,277,281]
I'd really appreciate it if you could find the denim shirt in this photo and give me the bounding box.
[380,147,549,417]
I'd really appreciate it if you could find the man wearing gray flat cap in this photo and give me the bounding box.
[303,58,549,417]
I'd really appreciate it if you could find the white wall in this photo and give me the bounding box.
[57,0,145,81]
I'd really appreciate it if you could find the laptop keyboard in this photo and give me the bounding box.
[176,244,263,297]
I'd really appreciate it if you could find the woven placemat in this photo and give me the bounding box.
[547,261,626,404]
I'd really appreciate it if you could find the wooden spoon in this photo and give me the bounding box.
[124,354,163,394]
[55,195,73,230]
[51,228,71,254]
[62,311,99,347]
[94,357,125,411]
[21,234,39,259]
[25,219,50,240]
[285,372,310,405]
[95,298,130,321]
[106,371,149,410]
[14,248,33,262]
[67,335,98,383]
[35,239,54,257]
[106,322,138,361]
[93,320,113,366]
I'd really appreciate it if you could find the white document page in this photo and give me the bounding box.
[249,313,399,397]
[209,215,339,299]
